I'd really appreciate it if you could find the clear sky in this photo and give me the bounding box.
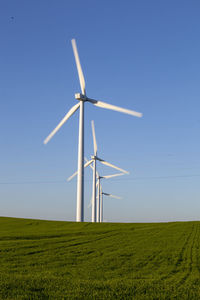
[0,0,200,222]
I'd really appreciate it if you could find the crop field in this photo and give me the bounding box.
[0,217,200,299]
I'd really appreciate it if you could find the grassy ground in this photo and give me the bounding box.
[0,217,200,299]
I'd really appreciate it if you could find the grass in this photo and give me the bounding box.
[0,217,200,299]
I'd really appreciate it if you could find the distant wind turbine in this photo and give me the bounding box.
[96,172,124,223]
[67,120,128,222]
[87,170,123,222]
[44,39,142,222]
[100,189,122,223]
[89,175,122,223]
[68,121,127,223]
[90,120,127,222]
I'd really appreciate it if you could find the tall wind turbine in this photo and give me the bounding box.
[44,39,142,222]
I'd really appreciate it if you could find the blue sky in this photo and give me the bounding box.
[0,0,200,222]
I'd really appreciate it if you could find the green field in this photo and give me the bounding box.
[0,217,200,299]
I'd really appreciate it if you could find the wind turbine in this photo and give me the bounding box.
[87,170,124,222]
[67,156,127,223]
[96,172,124,222]
[89,175,122,223]
[68,120,128,222]
[100,189,122,223]
[90,120,127,223]
[44,39,142,222]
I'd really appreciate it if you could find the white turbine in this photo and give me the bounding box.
[100,189,122,223]
[44,39,142,222]
[68,120,128,222]
[68,158,126,223]
[86,160,124,219]
[90,120,127,223]
[96,173,124,223]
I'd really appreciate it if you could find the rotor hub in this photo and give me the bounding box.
[75,93,87,101]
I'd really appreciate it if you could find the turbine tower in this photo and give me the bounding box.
[44,39,142,222]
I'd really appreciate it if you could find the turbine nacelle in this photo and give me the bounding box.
[75,93,87,101]
[75,94,98,105]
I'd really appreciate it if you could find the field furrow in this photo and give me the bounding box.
[1,218,200,299]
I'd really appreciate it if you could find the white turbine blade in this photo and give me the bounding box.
[91,120,97,155]
[84,157,90,163]
[102,173,125,179]
[97,157,129,174]
[84,157,94,171]
[87,98,142,118]
[100,160,129,174]
[84,159,93,169]
[67,170,78,182]
[103,192,122,199]
[71,39,86,95]
[44,102,80,144]
[67,159,93,181]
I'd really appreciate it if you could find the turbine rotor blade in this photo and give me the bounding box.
[102,173,125,179]
[67,170,78,182]
[96,157,129,174]
[71,39,86,95]
[67,159,93,181]
[84,157,94,171]
[44,102,80,144]
[91,120,97,155]
[87,98,142,118]
[102,192,122,199]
